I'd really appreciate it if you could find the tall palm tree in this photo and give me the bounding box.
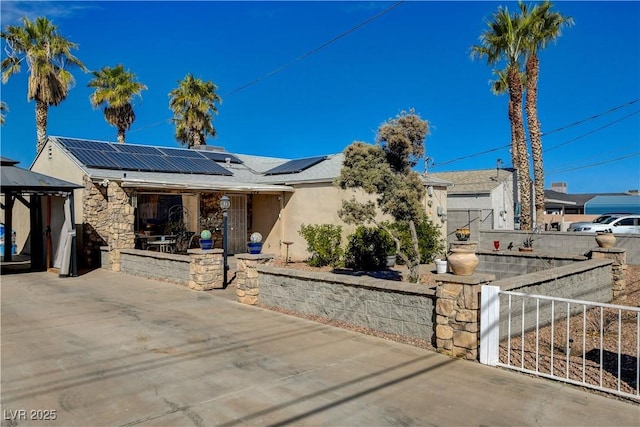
[0,101,8,126]
[490,68,525,171]
[88,64,147,143]
[168,74,221,148]
[471,6,532,230]
[520,1,574,226]
[1,16,86,153]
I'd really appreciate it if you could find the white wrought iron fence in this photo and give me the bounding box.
[481,285,640,401]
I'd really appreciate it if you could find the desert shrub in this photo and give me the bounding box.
[345,226,395,271]
[298,224,344,267]
[387,214,444,264]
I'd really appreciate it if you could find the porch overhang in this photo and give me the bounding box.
[115,178,294,193]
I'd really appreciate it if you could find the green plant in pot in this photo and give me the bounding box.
[199,229,213,250]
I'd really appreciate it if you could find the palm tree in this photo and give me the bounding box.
[168,74,221,148]
[88,65,147,143]
[0,101,8,126]
[471,6,532,230]
[490,68,525,172]
[520,1,574,226]
[1,16,86,153]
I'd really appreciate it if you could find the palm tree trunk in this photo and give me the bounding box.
[526,53,545,228]
[35,101,48,153]
[117,128,125,144]
[507,99,519,171]
[507,65,532,230]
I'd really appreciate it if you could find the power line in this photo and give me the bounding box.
[223,1,405,97]
[541,99,638,137]
[547,152,640,175]
[544,110,640,153]
[432,99,640,168]
[130,1,405,135]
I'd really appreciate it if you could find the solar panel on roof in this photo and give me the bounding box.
[58,138,118,152]
[71,149,119,169]
[264,156,327,176]
[158,147,204,158]
[113,144,162,155]
[198,151,243,164]
[103,152,148,170]
[57,137,233,176]
[140,156,175,172]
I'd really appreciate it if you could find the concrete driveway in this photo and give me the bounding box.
[1,269,638,426]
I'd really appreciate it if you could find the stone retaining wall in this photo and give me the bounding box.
[99,247,224,289]
[118,249,191,285]
[479,230,640,265]
[476,250,587,280]
[257,266,436,343]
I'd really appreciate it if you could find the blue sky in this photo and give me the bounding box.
[1,1,639,194]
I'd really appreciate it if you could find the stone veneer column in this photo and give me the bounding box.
[435,272,495,360]
[235,253,274,305]
[106,181,135,272]
[188,249,224,290]
[82,176,109,267]
[589,248,627,302]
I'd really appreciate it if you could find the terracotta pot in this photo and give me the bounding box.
[447,248,479,276]
[595,232,616,248]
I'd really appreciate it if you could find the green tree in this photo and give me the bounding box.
[88,64,147,143]
[168,74,221,148]
[471,6,533,230]
[0,101,8,126]
[520,1,573,226]
[336,110,431,283]
[1,16,86,153]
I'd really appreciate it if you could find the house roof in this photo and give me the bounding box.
[1,157,81,194]
[584,194,640,214]
[430,168,514,194]
[46,136,451,191]
[543,190,631,209]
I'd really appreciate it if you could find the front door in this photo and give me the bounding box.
[227,194,247,254]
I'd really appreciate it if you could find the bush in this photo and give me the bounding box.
[345,226,395,271]
[299,224,344,267]
[387,214,444,264]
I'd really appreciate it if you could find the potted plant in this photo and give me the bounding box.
[519,235,534,252]
[199,229,213,250]
[385,246,397,268]
[455,227,470,241]
[519,227,541,252]
[247,232,263,254]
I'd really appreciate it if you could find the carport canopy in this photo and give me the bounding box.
[1,156,81,270]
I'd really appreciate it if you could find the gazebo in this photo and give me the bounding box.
[1,156,81,275]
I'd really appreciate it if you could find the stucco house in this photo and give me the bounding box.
[430,168,518,235]
[26,136,451,267]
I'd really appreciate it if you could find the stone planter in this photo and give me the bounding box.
[595,232,616,249]
[447,248,479,276]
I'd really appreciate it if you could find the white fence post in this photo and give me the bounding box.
[480,285,500,366]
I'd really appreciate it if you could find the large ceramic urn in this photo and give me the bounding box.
[595,231,616,249]
[447,248,479,276]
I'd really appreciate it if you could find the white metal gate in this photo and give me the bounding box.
[227,194,247,254]
[480,285,640,401]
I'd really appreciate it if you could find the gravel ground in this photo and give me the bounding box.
[263,258,640,401]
